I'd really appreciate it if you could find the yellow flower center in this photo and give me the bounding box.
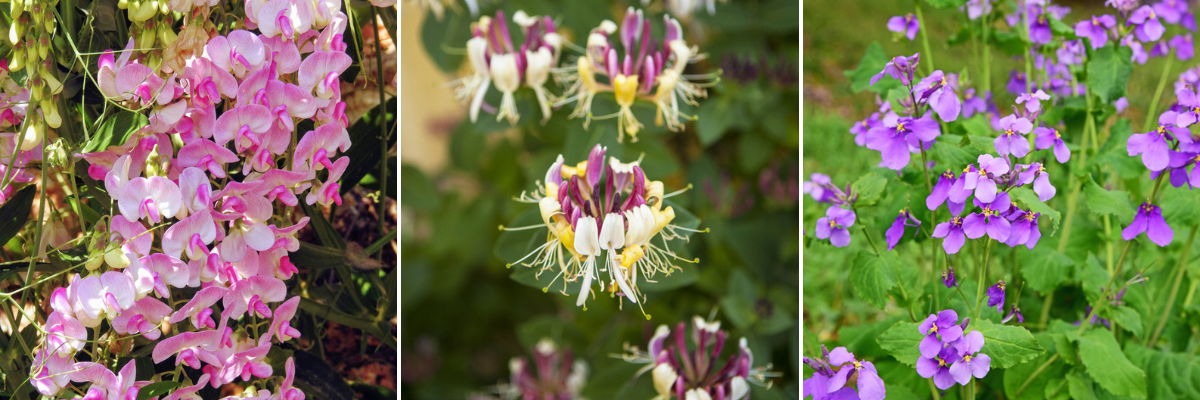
[896,123,907,132]
[613,74,640,107]
[963,355,973,363]
[1054,131,1061,139]
[1025,213,1036,221]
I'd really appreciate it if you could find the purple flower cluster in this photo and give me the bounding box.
[803,345,885,400]
[806,175,864,248]
[915,310,991,390]
[926,156,1049,254]
[1081,1,1196,65]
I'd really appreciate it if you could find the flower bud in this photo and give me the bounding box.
[19,116,40,151]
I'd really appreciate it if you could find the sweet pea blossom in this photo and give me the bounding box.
[1123,202,1174,246]
[1034,127,1070,163]
[1075,15,1117,49]
[816,206,856,248]
[887,14,919,40]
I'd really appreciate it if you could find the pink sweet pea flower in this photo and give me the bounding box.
[292,123,350,173]
[176,139,240,179]
[118,176,183,224]
[259,297,302,346]
[205,30,267,78]
[152,329,225,368]
[257,0,315,39]
[31,347,74,396]
[70,271,136,327]
[298,50,351,99]
[178,167,215,215]
[271,357,305,400]
[109,216,152,257]
[162,210,218,260]
[305,156,348,206]
[247,169,308,206]
[215,104,275,152]
[70,359,145,400]
[170,286,228,330]
[112,297,172,340]
[222,276,287,319]
[44,311,87,356]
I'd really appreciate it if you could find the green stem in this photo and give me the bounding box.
[916,2,935,74]
[1142,56,1175,133]
[982,14,991,93]
[861,226,881,256]
[1015,354,1060,397]
[973,239,993,320]
[12,130,49,350]
[1104,215,1114,275]
[1148,224,1197,347]
[928,378,943,400]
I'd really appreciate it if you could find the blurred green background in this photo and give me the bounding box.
[400,0,799,398]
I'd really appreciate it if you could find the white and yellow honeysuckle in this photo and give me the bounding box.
[450,10,563,125]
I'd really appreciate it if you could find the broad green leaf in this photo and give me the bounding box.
[1052,333,1078,365]
[1084,174,1135,224]
[989,30,1027,56]
[1082,254,1110,304]
[1004,333,1069,400]
[1160,185,1200,227]
[962,116,994,137]
[1091,119,1143,180]
[0,185,36,247]
[1087,46,1134,104]
[82,110,148,153]
[876,321,923,366]
[400,164,439,213]
[851,251,899,308]
[340,98,398,195]
[1069,330,1147,399]
[925,0,966,9]
[1124,343,1200,400]
[838,315,906,359]
[419,9,471,72]
[136,382,182,400]
[972,319,1044,368]
[301,202,346,250]
[1067,372,1098,400]
[929,139,975,172]
[1010,187,1062,235]
[1106,306,1144,339]
[844,42,897,93]
[1050,15,1077,37]
[697,97,736,146]
[851,172,888,207]
[966,134,996,154]
[1019,247,1074,293]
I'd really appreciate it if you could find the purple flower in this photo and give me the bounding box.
[918,310,964,358]
[933,216,968,254]
[1155,0,1189,25]
[1129,6,1165,42]
[927,171,958,211]
[816,206,856,247]
[914,71,962,122]
[1128,112,1181,171]
[1005,208,1042,249]
[963,155,1010,202]
[1124,35,1150,65]
[1034,127,1071,163]
[943,268,957,288]
[1167,150,1200,188]
[1106,0,1138,13]
[804,173,834,203]
[964,0,992,20]
[961,89,990,118]
[986,281,1006,313]
[964,193,1012,242]
[1075,15,1117,49]
[866,115,940,170]
[1015,90,1051,117]
[886,209,922,250]
[1002,306,1026,324]
[948,331,992,385]
[888,14,920,40]
[850,113,882,147]
[870,53,920,86]
[1170,34,1195,60]
[1027,7,1053,44]
[1177,87,1200,127]
[916,346,961,390]
[1017,163,1056,201]
[1006,71,1029,95]
[1116,97,1130,113]
[1122,202,1174,246]
[804,346,885,400]
[1058,39,1086,65]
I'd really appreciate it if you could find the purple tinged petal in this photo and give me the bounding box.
[963,331,986,354]
[856,362,886,400]
[928,177,951,210]
[993,135,1012,157]
[974,179,999,203]
[1033,127,1056,150]
[1035,174,1056,201]
[830,229,852,248]
[986,217,1011,242]
[916,356,939,378]
[826,367,853,393]
[827,347,855,366]
[886,215,906,250]
[920,335,943,359]
[1054,140,1071,163]
[963,214,987,239]
[944,228,966,254]
[1123,208,1149,240]
[937,309,959,327]
[815,217,832,239]
[948,361,972,385]
[971,354,992,378]
[941,325,964,343]
[934,89,961,122]
[933,368,957,390]
[1147,205,1174,246]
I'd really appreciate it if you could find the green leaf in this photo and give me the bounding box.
[1124,343,1200,400]
[301,202,346,250]
[1087,46,1135,104]
[925,0,966,8]
[1069,329,1147,399]
[929,139,975,173]
[1010,187,1062,235]
[697,98,736,146]
[340,98,397,195]
[989,30,1027,56]
[419,9,471,72]
[67,197,101,225]
[851,251,899,308]
[1084,174,1135,224]
[1067,372,1099,400]
[839,315,906,359]
[973,319,1044,368]
[291,350,357,400]
[962,116,994,137]
[851,172,889,207]
[1160,185,1200,227]
[1082,254,1110,304]
[0,185,36,247]
[877,321,923,366]
[1091,118,1143,180]
[400,164,439,212]
[1050,15,1077,37]
[1106,306,1144,339]
[1019,247,1075,293]
[82,110,148,153]
[136,382,182,400]
[966,134,997,154]
[844,42,897,93]
[1052,333,1078,365]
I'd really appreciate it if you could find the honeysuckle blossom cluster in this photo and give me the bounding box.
[803,345,885,400]
[914,310,991,390]
[556,7,719,142]
[508,144,701,315]
[31,0,357,396]
[452,10,563,124]
[625,317,773,400]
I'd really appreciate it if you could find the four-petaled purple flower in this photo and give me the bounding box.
[994,115,1034,158]
[888,14,920,41]
[1176,86,1200,127]
[1027,6,1053,44]
[1017,163,1056,201]
[948,331,992,385]
[963,192,1012,242]
[917,346,961,390]
[816,206,856,248]
[1015,90,1051,117]
[1122,202,1174,247]
[1153,0,1188,25]
[1002,306,1026,324]
[1034,127,1071,163]
[914,71,962,122]
[803,346,886,400]
[1167,150,1200,188]
[964,0,992,21]
[926,171,958,211]
[943,267,957,288]
[918,310,964,358]
[961,89,991,118]
[1128,112,1182,171]
[870,53,921,86]
[804,173,834,203]
[986,281,1006,314]
[1075,15,1117,49]
[1005,208,1042,249]
[866,114,940,170]
[933,216,968,254]
[963,155,1010,202]
[1129,5,1165,42]
[1058,39,1086,65]
[1170,34,1195,61]
[886,209,922,251]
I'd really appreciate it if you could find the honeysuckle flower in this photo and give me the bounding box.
[918,310,963,358]
[963,154,1009,202]
[504,339,588,400]
[914,71,961,122]
[1129,5,1165,42]
[887,14,919,40]
[986,281,1006,313]
[1005,208,1042,249]
[943,268,957,288]
[994,114,1033,158]
[948,331,991,385]
[1129,113,1181,171]
[816,206,855,248]
[932,216,968,254]
[1123,202,1174,246]
[916,346,960,390]
[1034,127,1070,163]
[865,114,940,170]
[885,209,921,250]
[642,318,774,400]
[870,53,920,86]
[1076,15,1117,49]
[964,192,1012,242]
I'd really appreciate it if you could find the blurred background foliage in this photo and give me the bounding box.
[399,0,799,398]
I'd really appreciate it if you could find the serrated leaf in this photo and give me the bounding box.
[1124,343,1200,400]
[877,321,923,366]
[973,319,1044,368]
[1052,333,1078,365]
[1087,46,1134,104]
[851,251,899,308]
[1091,119,1143,180]
[930,139,975,172]
[962,116,994,137]
[1069,330,1147,399]
[851,172,888,207]
[1082,254,1110,304]
[1107,306,1144,338]
[1160,185,1200,227]
[1067,372,1099,400]
[1019,247,1074,293]
[839,316,906,359]
[1084,174,1135,223]
[1049,15,1077,37]
[845,42,898,93]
